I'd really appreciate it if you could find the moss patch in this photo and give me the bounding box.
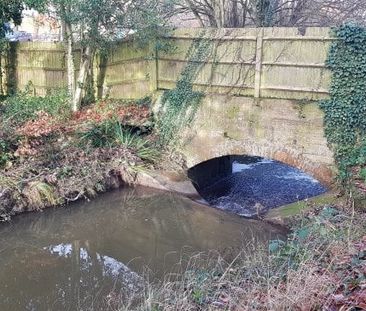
[265,192,338,221]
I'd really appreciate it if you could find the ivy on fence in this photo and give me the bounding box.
[157,32,213,145]
[320,24,366,185]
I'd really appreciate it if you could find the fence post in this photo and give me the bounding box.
[149,43,158,93]
[254,28,264,98]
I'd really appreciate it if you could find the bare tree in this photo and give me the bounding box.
[168,0,366,28]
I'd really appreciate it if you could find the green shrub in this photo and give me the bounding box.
[79,119,118,148]
[0,86,70,128]
[360,168,366,183]
[114,125,159,162]
[80,120,159,162]
[0,139,12,168]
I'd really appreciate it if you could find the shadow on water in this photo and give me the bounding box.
[0,186,285,311]
[188,155,327,217]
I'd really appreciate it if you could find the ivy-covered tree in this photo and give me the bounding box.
[320,24,366,185]
[254,0,274,27]
[0,0,24,94]
[30,0,170,111]
[0,0,23,41]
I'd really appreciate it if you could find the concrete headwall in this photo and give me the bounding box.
[172,93,334,185]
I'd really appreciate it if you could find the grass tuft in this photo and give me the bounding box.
[23,181,59,209]
[80,120,159,163]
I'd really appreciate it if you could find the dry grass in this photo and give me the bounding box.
[114,251,335,311]
[261,262,334,311]
[112,206,365,311]
[22,181,59,209]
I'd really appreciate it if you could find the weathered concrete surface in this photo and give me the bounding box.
[135,170,200,197]
[165,93,334,185]
[264,192,337,225]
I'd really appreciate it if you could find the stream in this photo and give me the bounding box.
[188,156,327,217]
[0,186,284,311]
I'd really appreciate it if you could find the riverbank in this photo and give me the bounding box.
[1,92,365,310]
[0,94,161,220]
[115,202,366,311]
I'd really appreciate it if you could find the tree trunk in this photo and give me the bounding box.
[243,0,249,26]
[73,46,94,111]
[0,54,3,95]
[64,21,75,104]
[229,0,239,27]
[213,0,224,27]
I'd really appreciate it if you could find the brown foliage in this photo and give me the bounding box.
[16,102,151,140]
[0,101,153,220]
[326,236,366,310]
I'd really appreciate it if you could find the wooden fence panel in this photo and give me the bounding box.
[260,27,331,100]
[101,41,153,99]
[156,27,331,100]
[2,27,333,100]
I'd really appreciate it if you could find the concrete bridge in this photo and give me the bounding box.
[175,94,334,185]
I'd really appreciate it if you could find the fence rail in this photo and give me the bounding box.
[1,27,332,100]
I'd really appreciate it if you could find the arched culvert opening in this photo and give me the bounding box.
[187,155,327,218]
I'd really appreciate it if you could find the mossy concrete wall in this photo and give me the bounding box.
[169,93,334,185]
[157,28,334,183]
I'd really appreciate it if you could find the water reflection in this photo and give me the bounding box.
[0,187,284,310]
[45,243,142,281]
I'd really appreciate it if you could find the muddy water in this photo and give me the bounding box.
[0,187,284,311]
